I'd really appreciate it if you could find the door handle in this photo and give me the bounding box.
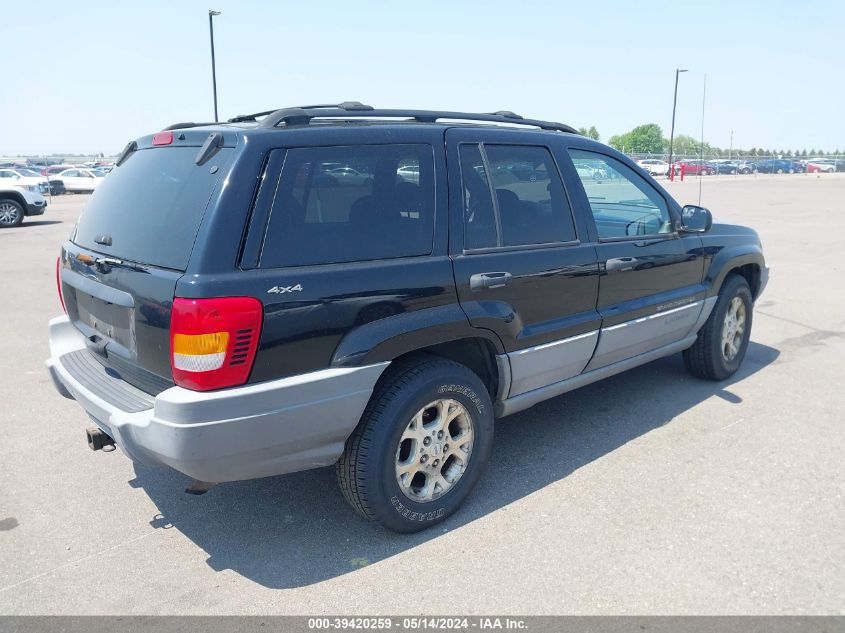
[605,257,638,273]
[469,272,513,291]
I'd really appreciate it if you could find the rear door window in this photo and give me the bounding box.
[459,143,577,249]
[259,144,435,268]
[73,146,233,270]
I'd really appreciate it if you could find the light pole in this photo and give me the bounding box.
[667,68,688,174]
[208,10,221,122]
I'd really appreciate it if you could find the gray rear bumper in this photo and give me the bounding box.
[46,315,387,482]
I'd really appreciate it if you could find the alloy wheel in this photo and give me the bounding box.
[721,296,747,362]
[395,398,474,502]
[0,202,21,226]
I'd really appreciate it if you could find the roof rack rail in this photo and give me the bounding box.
[162,102,374,129]
[162,121,218,131]
[228,101,374,123]
[255,105,577,134]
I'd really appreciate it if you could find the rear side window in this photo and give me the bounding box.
[73,147,233,270]
[459,143,576,249]
[259,144,434,268]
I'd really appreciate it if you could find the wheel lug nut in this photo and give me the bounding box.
[437,431,444,439]
[420,455,428,463]
[423,437,431,446]
[433,459,439,467]
[444,444,449,451]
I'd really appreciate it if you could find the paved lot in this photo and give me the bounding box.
[1,174,843,614]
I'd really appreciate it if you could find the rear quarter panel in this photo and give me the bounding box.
[178,125,468,382]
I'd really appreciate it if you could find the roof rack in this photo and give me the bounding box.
[165,102,579,134]
[240,102,577,133]
[228,102,374,123]
[162,121,218,131]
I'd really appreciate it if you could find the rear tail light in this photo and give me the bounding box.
[170,297,263,391]
[56,256,66,313]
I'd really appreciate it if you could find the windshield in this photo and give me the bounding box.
[73,146,233,270]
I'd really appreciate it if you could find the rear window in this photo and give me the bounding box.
[259,144,434,268]
[73,146,232,270]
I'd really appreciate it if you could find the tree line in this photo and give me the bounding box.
[578,124,841,157]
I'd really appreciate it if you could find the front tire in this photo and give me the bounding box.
[337,358,494,532]
[684,275,753,380]
[0,199,24,227]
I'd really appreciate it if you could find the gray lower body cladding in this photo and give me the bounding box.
[46,315,389,483]
[496,297,717,417]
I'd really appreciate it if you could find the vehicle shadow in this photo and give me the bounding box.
[131,341,779,588]
[18,220,64,227]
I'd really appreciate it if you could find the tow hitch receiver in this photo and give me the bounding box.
[86,427,115,452]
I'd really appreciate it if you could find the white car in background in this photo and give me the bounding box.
[48,168,102,193]
[636,159,670,176]
[0,182,48,227]
[0,168,49,193]
[397,164,420,183]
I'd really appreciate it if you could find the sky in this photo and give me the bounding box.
[1,0,844,156]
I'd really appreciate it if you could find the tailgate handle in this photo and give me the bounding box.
[470,272,513,291]
[60,268,135,308]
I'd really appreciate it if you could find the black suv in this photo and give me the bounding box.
[47,103,768,532]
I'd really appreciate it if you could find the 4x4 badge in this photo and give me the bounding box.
[267,284,303,294]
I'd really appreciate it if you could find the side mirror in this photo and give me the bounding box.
[679,204,712,233]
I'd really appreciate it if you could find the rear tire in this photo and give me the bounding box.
[684,275,753,380]
[337,357,494,533]
[0,199,24,227]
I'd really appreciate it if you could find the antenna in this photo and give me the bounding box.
[699,74,707,206]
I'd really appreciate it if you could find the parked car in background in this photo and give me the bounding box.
[673,160,713,176]
[637,159,670,176]
[706,160,740,174]
[0,181,47,227]
[41,164,74,177]
[323,166,372,186]
[752,159,796,174]
[806,159,835,173]
[0,168,50,194]
[397,164,420,183]
[575,163,608,181]
[48,168,102,193]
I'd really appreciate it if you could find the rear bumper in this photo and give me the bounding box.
[46,315,388,482]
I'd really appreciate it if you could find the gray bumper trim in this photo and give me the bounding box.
[46,315,389,482]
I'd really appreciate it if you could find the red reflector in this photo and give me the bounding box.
[56,256,66,313]
[152,130,174,146]
[170,297,263,391]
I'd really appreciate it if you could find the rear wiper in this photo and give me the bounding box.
[77,253,148,273]
[94,257,148,273]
